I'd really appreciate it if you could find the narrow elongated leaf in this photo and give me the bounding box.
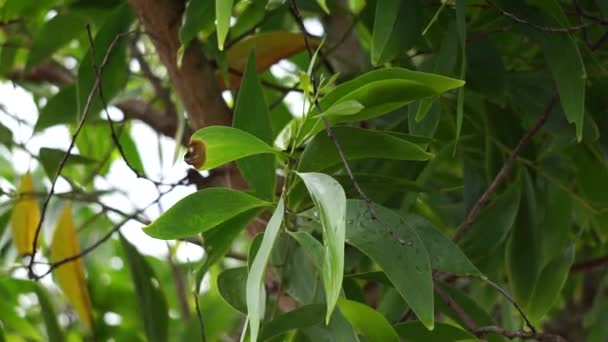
[39,148,96,179]
[394,321,476,341]
[117,126,145,176]
[26,13,86,69]
[50,205,93,330]
[317,100,364,118]
[506,172,540,307]
[281,68,464,146]
[540,184,572,263]
[233,52,275,201]
[34,285,63,342]
[297,172,346,323]
[371,0,400,65]
[180,0,215,45]
[218,266,248,314]
[76,3,132,118]
[0,299,42,341]
[143,188,271,239]
[288,231,324,269]
[404,214,480,276]
[120,235,168,342]
[10,172,40,255]
[259,304,325,341]
[454,0,466,147]
[527,246,575,323]
[186,126,279,170]
[247,197,285,342]
[0,121,13,147]
[371,0,419,65]
[337,298,399,342]
[298,127,432,172]
[461,185,520,262]
[35,85,77,131]
[345,200,434,329]
[216,0,233,50]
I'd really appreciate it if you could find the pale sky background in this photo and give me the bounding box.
[0,19,324,281]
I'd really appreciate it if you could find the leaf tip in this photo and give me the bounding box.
[184,139,205,169]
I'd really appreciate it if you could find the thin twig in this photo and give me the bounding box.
[433,281,478,332]
[475,326,566,341]
[33,176,187,280]
[478,276,537,332]
[27,27,135,278]
[571,255,608,272]
[486,0,595,32]
[453,93,558,242]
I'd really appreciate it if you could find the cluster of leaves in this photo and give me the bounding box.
[0,0,608,341]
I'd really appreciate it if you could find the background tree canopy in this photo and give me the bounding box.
[0,0,607,340]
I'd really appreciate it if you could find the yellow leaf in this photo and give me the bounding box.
[10,171,41,256]
[218,32,320,89]
[50,205,93,330]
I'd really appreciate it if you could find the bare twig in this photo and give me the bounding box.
[27,27,135,278]
[475,326,567,341]
[571,255,608,272]
[433,282,478,332]
[453,93,558,242]
[478,276,537,332]
[33,176,187,280]
[486,0,595,32]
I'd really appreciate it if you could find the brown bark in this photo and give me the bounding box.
[127,0,231,129]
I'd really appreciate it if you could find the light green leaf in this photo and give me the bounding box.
[247,197,285,342]
[394,321,476,341]
[233,52,276,201]
[35,85,77,131]
[218,266,248,314]
[180,0,215,45]
[404,214,480,276]
[259,304,326,341]
[187,126,280,170]
[527,246,575,323]
[316,0,330,14]
[117,125,145,176]
[316,100,364,118]
[216,0,233,50]
[337,298,399,342]
[298,127,433,172]
[143,188,271,239]
[288,231,324,270]
[26,13,86,69]
[39,147,96,179]
[120,234,169,342]
[346,200,434,329]
[296,172,346,324]
[34,285,64,342]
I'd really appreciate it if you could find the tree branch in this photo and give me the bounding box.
[475,326,567,342]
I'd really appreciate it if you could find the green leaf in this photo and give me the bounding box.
[394,321,476,341]
[0,298,42,341]
[76,3,132,119]
[287,231,324,270]
[247,197,285,342]
[216,0,233,50]
[143,188,271,239]
[117,125,145,176]
[345,200,434,329]
[282,68,464,146]
[506,172,540,307]
[39,147,96,179]
[180,0,215,45]
[296,172,346,323]
[197,209,262,285]
[404,214,480,276]
[259,304,326,341]
[316,100,364,118]
[540,184,572,263]
[119,235,169,342]
[26,13,86,69]
[0,121,13,147]
[454,0,466,149]
[461,185,520,262]
[298,127,432,172]
[233,52,276,201]
[218,266,248,314]
[187,126,279,170]
[337,298,399,342]
[371,0,420,65]
[527,246,575,323]
[35,85,77,131]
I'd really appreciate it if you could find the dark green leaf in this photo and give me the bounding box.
[143,188,271,239]
[117,125,145,176]
[0,121,13,147]
[259,304,325,341]
[120,235,169,342]
[35,86,77,131]
[26,13,86,69]
[394,321,476,341]
[298,127,433,172]
[39,147,96,179]
[217,266,248,314]
[180,0,215,45]
[233,52,276,201]
[371,0,420,65]
[346,200,434,329]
